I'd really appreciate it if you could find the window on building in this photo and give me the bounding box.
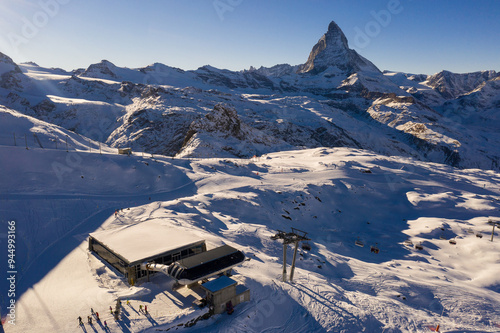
[163,254,172,264]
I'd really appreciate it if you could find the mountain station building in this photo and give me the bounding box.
[89,221,206,285]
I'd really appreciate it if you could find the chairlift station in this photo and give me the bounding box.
[89,220,245,287]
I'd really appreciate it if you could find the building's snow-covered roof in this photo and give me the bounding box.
[201,275,237,293]
[177,244,239,269]
[90,221,205,264]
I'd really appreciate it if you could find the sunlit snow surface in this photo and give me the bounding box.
[1,115,500,332]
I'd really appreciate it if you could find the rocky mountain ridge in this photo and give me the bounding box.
[0,21,499,170]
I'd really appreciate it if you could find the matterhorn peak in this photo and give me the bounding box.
[298,20,379,75]
[325,21,349,50]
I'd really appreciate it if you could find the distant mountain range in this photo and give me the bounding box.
[1,21,499,169]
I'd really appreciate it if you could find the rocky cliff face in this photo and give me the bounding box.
[177,104,290,158]
[0,53,22,75]
[186,104,244,140]
[297,21,380,75]
[0,52,26,91]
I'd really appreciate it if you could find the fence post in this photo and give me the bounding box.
[282,243,287,282]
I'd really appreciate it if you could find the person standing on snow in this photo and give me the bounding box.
[78,316,82,325]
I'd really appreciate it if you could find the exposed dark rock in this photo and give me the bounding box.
[297,21,380,75]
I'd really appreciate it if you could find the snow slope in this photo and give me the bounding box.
[0,105,118,154]
[1,120,500,332]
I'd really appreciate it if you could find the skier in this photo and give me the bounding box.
[109,306,113,314]
[104,320,108,328]
[95,311,99,320]
[114,210,118,217]
[126,299,130,305]
[91,308,94,314]
[139,304,143,312]
[145,305,148,314]
[78,316,82,325]
[88,316,92,325]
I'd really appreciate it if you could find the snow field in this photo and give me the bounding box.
[1,141,500,332]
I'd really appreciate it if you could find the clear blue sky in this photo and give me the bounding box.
[0,0,499,75]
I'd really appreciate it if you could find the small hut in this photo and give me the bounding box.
[201,276,249,314]
[118,148,132,155]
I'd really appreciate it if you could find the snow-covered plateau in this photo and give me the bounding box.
[1,20,500,333]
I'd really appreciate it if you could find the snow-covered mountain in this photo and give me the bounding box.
[0,21,499,171]
[176,104,292,158]
[2,20,500,333]
[0,53,32,93]
[0,53,22,79]
[0,105,113,153]
[424,70,499,101]
[297,21,380,75]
